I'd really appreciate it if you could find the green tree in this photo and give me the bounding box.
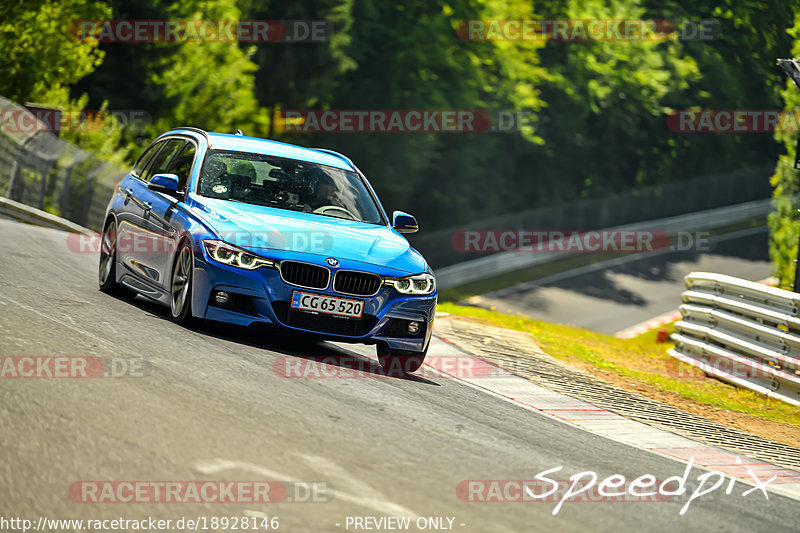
[529,0,700,200]
[769,15,800,288]
[75,0,265,143]
[642,0,796,183]
[0,0,110,107]
[286,0,547,227]
[237,0,357,138]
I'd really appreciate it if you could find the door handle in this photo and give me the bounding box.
[122,187,135,205]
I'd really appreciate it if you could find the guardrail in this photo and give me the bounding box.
[411,164,773,272]
[670,272,800,406]
[434,200,773,289]
[0,96,128,231]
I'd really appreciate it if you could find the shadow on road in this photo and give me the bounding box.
[111,291,439,385]
[509,230,770,309]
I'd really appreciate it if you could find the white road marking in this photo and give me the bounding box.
[0,293,148,360]
[299,454,419,518]
[195,458,419,518]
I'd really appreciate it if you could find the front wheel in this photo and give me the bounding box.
[170,240,195,324]
[377,342,428,375]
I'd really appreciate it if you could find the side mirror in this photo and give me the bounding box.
[392,211,419,234]
[148,173,180,195]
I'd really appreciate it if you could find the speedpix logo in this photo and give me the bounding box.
[457,457,776,516]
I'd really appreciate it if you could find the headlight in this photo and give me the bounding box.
[203,240,275,270]
[385,273,436,295]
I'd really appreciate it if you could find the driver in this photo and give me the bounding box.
[200,159,229,196]
[305,169,338,210]
[229,160,256,199]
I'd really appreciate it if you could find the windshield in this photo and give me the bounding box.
[196,150,385,224]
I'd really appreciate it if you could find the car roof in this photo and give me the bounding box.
[163,129,355,171]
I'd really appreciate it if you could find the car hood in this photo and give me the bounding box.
[189,197,428,274]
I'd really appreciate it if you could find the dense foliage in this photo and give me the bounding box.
[768,14,800,288]
[3,0,799,257]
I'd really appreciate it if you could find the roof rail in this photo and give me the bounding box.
[172,126,210,140]
[312,148,356,171]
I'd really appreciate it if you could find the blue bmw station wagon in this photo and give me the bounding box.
[99,127,436,373]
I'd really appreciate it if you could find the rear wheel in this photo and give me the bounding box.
[98,220,125,295]
[377,342,428,375]
[170,240,195,324]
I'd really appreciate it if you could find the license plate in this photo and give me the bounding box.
[290,291,364,318]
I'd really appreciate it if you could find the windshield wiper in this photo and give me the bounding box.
[313,212,358,221]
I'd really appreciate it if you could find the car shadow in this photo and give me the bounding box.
[116,292,439,385]
[516,274,648,307]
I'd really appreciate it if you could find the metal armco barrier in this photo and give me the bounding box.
[0,97,127,231]
[670,272,800,406]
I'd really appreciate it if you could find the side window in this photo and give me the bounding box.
[132,141,164,178]
[168,142,197,192]
[142,139,186,182]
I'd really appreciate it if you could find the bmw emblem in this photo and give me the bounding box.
[326,257,339,267]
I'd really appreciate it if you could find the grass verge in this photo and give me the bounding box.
[438,302,800,433]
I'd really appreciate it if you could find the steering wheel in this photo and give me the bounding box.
[313,205,357,220]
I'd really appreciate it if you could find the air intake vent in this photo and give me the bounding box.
[279,261,330,289]
[334,271,382,296]
[287,310,377,336]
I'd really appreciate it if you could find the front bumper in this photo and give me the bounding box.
[191,253,436,352]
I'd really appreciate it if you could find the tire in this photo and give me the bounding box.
[377,342,429,375]
[170,240,195,324]
[98,219,126,295]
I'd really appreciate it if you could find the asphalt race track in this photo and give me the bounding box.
[1,219,797,532]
